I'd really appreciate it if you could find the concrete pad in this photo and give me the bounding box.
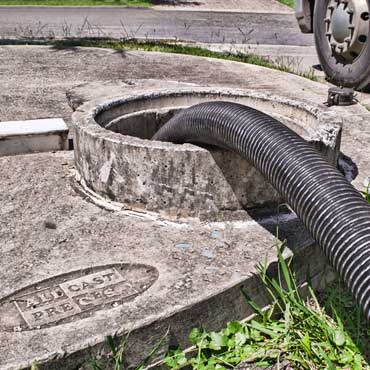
[0,150,330,370]
[0,118,68,156]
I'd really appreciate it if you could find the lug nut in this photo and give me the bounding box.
[344,37,351,44]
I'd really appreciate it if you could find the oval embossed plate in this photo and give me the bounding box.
[0,264,158,332]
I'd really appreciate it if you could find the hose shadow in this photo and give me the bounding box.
[207,147,312,251]
[246,203,313,253]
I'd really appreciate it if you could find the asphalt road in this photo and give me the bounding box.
[0,6,313,45]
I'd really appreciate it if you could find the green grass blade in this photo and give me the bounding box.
[136,327,170,369]
[241,287,266,317]
[106,335,118,357]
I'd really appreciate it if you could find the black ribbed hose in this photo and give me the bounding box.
[153,101,370,320]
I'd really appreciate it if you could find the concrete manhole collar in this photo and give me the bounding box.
[72,85,342,220]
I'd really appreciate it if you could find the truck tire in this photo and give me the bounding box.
[314,0,370,89]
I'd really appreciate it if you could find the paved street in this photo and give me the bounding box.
[154,0,292,13]
[0,7,313,45]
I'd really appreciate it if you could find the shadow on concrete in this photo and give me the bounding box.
[246,204,313,252]
[49,45,89,54]
[112,49,128,58]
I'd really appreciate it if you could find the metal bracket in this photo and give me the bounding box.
[326,87,357,106]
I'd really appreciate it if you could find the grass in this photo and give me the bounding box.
[320,282,370,362]
[91,330,169,370]
[278,0,295,8]
[0,38,318,81]
[361,182,370,203]
[0,0,152,6]
[94,39,317,80]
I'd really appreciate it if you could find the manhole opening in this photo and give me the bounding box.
[98,107,221,155]
[103,108,181,140]
[93,92,312,141]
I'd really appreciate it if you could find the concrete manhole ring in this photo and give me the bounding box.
[72,84,342,220]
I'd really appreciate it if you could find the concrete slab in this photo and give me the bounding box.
[0,118,68,156]
[0,150,330,370]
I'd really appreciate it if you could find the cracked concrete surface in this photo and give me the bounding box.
[0,45,369,369]
[0,149,328,369]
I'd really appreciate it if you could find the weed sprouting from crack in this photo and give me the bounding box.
[236,27,254,44]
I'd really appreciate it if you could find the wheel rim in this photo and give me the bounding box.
[325,0,370,64]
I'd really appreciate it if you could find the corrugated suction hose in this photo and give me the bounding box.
[153,101,370,320]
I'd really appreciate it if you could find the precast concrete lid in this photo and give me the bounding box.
[0,150,328,370]
[71,80,343,220]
